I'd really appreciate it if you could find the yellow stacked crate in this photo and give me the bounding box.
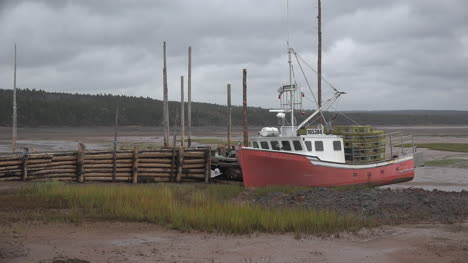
[332,125,386,164]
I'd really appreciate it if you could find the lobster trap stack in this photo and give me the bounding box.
[332,125,386,164]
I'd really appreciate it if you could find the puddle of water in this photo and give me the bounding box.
[382,166,468,192]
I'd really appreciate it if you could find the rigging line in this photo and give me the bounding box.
[297,53,338,93]
[291,65,302,123]
[338,111,361,126]
[304,96,319,106]
[286,0,290,47]
[292,51,318,104]
[292,51,327,124]
[332,97,360,125]
[295,53,339,93]
[333,97,361,125]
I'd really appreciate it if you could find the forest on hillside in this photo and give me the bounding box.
[1,89,467,127]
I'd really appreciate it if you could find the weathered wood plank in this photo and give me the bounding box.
[205,147,211,183]
[77,143,85,183]
[132,146,139,184]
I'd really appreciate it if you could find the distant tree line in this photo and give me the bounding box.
[0,89,467,127]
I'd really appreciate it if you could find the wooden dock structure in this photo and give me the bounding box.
[0,146,211,183]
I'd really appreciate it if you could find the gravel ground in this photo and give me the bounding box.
[256,187,468,224]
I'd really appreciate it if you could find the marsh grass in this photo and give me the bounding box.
[425,159,468,168]
[411,143,468,153]
[19,182,371,234]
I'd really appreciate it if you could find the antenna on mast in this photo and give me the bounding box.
[288,48,294,127]
[317,0,322,108]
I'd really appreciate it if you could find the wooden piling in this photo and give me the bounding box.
[170,134,177,181]
[77,143,85,183]
[205,147,211,183]
[12,44,17,153]
[176,146,184,183]
[227,83,232,150]
[242,69,248,147]
[180,76,185,147]
[187,46,192,148]
[163,41,170,147]
[22,147,28,181]
[112,104,119,182]
[132,146,139,184]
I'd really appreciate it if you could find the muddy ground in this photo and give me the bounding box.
[0,181,468,263]
[256,187,468,224]
[0,126,259,152]
[1,221,468,263]
[1,125,467,152]
[0,126,468,262]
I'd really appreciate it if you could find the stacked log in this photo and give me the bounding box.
[83,151,133,182]
[0,152,78,181]
[134,148,209,182]
[24,152,78,180]
[0,147,211,183]
[0,153,23,180]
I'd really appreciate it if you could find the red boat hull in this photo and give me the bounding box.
[238,148,414,187]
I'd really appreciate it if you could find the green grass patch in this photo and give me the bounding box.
[425,159,468,168]
[19,182,371,234]
[411,143,468,153]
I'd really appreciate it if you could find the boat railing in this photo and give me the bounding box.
[388,133,415,158]
[343,132,415,162]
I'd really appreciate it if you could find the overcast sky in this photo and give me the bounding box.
[1,0,467,110]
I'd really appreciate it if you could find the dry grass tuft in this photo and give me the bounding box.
[19,182,372,234]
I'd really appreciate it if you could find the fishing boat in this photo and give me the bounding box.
[237,3,416,187]
[237,50,416,187]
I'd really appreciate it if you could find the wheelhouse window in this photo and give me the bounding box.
[293,140,303,151]
[281,141,291,151]
[305,141,312,151]
[252,141,259,148]
[315,141,324,151]
[333,141,342,151]
[260,141,269,149]
[271,141,280,150]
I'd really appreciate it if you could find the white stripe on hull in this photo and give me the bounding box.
[308,155,414,169]
[241,147,414,170]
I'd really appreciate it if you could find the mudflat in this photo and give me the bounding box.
[0,181,467,263]
[1,221,467,263]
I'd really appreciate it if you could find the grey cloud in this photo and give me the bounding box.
[0,0,467,111]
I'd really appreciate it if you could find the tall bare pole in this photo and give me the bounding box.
[163,41,170,147]
[113,103,119,146]
[12,44,17,152]
[242,69,248,147]
[187,46,192,148]
[112,102,119,182]
[180,76,185,147]
[227,83,232,150]
[317,0,322,108]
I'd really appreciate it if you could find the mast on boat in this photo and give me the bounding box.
[271,0,343,136]
[288,47,294,128]
[317,0,322,108]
